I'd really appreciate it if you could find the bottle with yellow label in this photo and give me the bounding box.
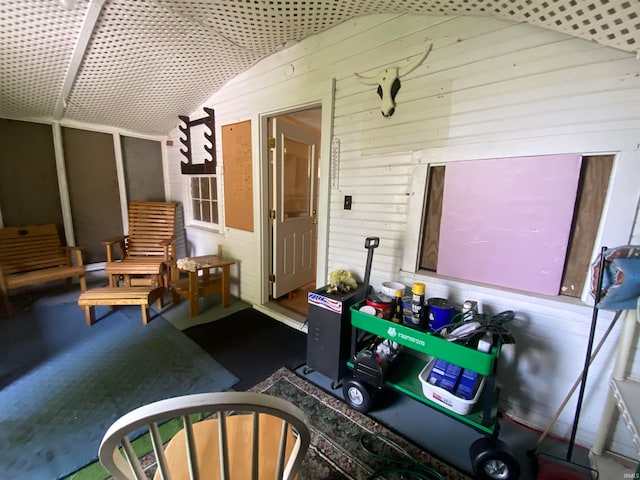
[409,282,426,329]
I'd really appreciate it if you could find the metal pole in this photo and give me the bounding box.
[566,245,607,461]
[533,309,621,450]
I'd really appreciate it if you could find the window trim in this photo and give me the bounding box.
[417,155,612,298]
[402,150,640,305]
[184,174,222,231]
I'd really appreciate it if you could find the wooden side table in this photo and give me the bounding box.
[170,254,235,318]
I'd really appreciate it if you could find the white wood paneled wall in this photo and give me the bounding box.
[165,14,640,459]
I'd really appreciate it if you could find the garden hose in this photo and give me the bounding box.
[359,432,447,480]
[433,310,517,348]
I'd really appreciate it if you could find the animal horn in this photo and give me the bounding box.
[355,72,381,85]
[398,42,433,78]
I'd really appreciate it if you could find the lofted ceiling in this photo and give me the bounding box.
[1,0,639,136]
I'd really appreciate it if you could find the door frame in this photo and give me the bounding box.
[270,116,319,298]
[257,82,335,310]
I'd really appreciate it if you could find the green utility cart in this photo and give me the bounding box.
[343,304,521,480]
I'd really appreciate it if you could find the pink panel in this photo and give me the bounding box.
[437,154,582,295]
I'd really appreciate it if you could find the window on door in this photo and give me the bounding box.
[418,154,614,298]
[188,175,220,228]
[283,138,313,218]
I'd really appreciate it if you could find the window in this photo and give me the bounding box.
[283,138,313,218]
[418,154,614,298]
[189,175,220,227]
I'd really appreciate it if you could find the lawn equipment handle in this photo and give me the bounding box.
[361,237,379,302]
[364,237,380,249]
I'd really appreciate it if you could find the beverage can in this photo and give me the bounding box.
[427,298,455,330]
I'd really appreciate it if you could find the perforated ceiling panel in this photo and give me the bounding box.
[0,1,88,120]
[65,0,263,133]
[1,0,638,135]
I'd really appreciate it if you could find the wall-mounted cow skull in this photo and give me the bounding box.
[355,43,433,117]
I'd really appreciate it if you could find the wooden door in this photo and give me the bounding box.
[271,118,319,297]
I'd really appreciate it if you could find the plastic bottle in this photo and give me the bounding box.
[410,282,426,329]
[391,289,403,323]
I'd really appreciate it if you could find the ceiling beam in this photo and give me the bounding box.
[53,0,106,120]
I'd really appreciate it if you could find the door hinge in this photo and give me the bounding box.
[269,274,276,282]
[270,210,276,219]
[268,137,275,149]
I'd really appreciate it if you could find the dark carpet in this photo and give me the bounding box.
[0,302,239,480]
[183,308,307,390]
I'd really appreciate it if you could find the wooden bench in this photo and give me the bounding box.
[77,286,165,326]
[0,224,87,317]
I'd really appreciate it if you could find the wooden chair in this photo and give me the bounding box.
[103,201,178,291]
[98,391,311,480]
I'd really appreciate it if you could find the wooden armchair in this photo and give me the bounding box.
[103,201,178,291]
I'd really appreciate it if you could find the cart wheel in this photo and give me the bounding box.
[469,437,520,480]
[343,378,375,412]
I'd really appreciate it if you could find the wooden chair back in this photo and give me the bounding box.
[99,392,311,480]
[0,224,70,275]
[0,224,86,317]
[125,201,177,259]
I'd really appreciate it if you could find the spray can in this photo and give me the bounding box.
[462,300,478,321]
[409,282,426,329]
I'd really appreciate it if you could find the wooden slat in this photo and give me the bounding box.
[104,258,164,274]
[77,287,158,303]
[120,438,146,480]
[275,419,288,480]
[419,165,445,271]
[218,413,229,480]
[183,415,199,480]
[7,265,84,289]
[148,422,170,480]
[560,155,614,297]
[251,413,259,480]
